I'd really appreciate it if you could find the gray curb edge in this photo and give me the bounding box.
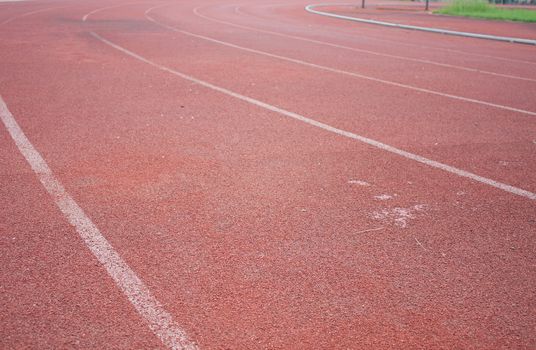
[305,3,536,45]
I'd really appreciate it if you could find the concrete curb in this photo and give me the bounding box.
[305,3,536,45]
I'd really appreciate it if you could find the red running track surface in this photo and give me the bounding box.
[1,0,535,349]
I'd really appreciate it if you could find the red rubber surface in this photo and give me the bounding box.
[1,0,535,349]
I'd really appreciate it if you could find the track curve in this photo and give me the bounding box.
[1,0,535,349]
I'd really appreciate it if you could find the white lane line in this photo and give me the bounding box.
[89,31,536,201]
[83,5,119,22]
[145,8,536,117]
[235,2,536,66]
[191,5,535,83]
[83,7,106,22]
[0,96,199,350]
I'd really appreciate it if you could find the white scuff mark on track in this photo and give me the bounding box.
[146,8,536,117]
[372,204,427,228]
[0,96,198,350]
[355,227,384,234]
[348,179,370,186]
[192,5,536,83]
[89,31,536,201]
[374,194,393,201]
[414,237,427,251]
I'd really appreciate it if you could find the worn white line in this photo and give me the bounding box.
[89,31,536,200]
[83,7,104,22]
[191,5,535,83]
[146,8,536,117]
[0,96,198,350]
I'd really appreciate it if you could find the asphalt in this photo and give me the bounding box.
[1,0,535,349]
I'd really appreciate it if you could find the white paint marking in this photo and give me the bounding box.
[414,237,427,251]
[374,194,393,201]
[83,7,103,22]
[191,5,535,83]
[348,179,370,186]
[90,31,536,200]
[145,8,536,117]
[0,96,198,350]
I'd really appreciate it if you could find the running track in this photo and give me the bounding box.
[1,0,535,348]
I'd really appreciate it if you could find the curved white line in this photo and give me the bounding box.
[146,6,536,117]
[89,30,536,200]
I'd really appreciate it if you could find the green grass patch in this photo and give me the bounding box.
[435,0,536,22]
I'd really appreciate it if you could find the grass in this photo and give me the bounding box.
[435,0,536,22]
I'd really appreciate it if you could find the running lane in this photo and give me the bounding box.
[113,1,536,192]
[1,0,535,349]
